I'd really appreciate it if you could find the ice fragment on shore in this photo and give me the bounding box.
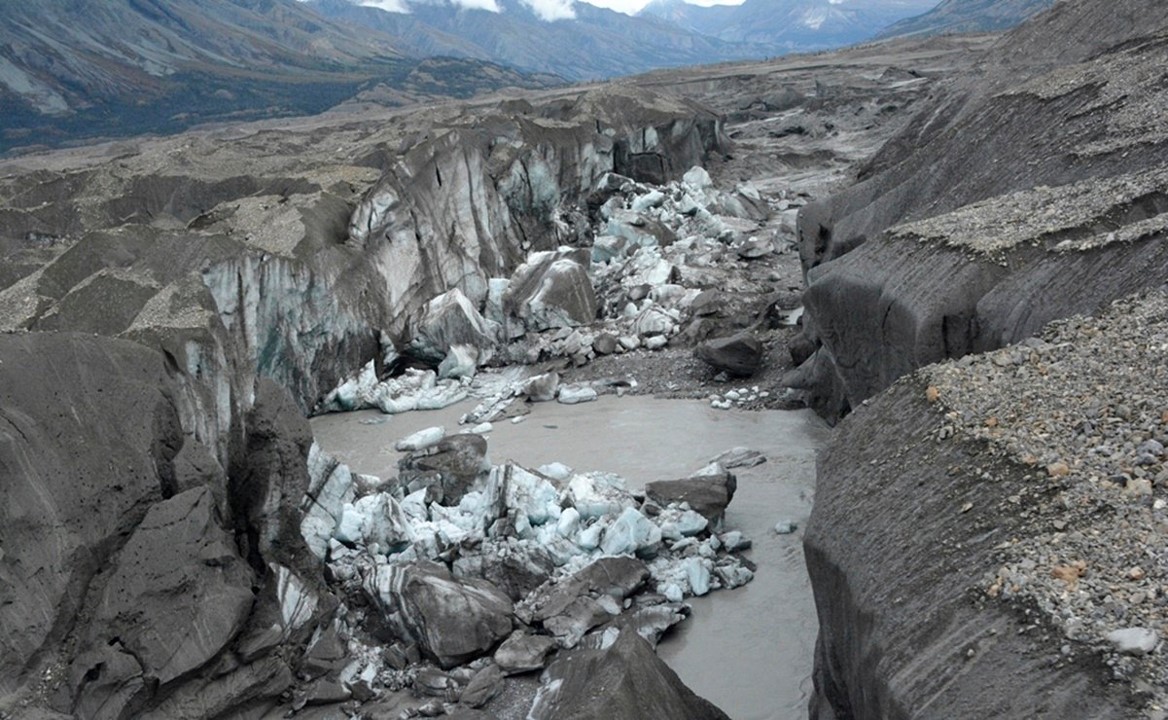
[395,426,446,452]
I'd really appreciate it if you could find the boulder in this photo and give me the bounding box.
[504,249,598,332]
[736,236,773,259]
[518,557,649,626]
[520,371,560,402]
[695,334,763,377]
[461,664,504,708]
[543,597,617,649]
[528,629,730,720]
[476,539,557,602]
[364,561,514,669]
[398,434,490,505]
[410,288,498,364]
[557,385,598,405]
[645,471,737,525]
[494,632,559,675]
[592,333,619,355]
[611,602,690,648]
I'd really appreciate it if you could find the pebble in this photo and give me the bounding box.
[774,521,797,535]
[1106,628,1159,656]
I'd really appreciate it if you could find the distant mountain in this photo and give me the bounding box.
[307,0,775,81]
[0,0,559,153]
[640,0,939,51]
[876,0,1055,38]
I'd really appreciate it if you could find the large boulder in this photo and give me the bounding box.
[398,433,490,505]
[364,562,514,668]
[409,288,498,364]
[528,629,731,720]
[504,249,598,333]
[694,334,763,377]
[518,557,649,626]
[645,471,737,525]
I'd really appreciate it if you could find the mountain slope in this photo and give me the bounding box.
[0,0,559,153]
[308,0,775,80]
[640,0,938,51]
[877,0,1055,38]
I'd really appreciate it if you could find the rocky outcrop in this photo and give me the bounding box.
[71,487,255,715]
[803,353,1140,718]
[792,0,1168,418]
[796,2,1168,716]
[0,333,326,719]
[0,333,184,703]
[528,629,731,720]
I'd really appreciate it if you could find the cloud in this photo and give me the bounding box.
[452,0,502,10]
[358,0,411,12]
[357,0,503,13]
[521,0,577,21]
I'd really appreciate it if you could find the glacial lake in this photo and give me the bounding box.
[311,395,829,719]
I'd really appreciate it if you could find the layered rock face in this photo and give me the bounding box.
[805,365,1138,719]
[0,85,727,718]
[0,334,321,720]
[791,0,1168,418]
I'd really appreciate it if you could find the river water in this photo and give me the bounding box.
[310,395,829,720]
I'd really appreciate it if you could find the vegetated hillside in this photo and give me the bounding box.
[307,0,774,81]
[641,0,938,50]
[0,0,559,154]
[877,0,1055,38]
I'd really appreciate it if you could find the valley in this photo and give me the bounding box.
[2,1,1168,719]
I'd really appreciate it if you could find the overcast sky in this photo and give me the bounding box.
[354,0,747,21]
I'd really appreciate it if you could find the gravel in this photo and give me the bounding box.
[924,289,1168,714]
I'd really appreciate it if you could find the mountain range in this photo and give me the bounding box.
[0,0,1057,153]
[0,0,557,152]
[877,0,1055,38]
[640,0,938,51]
[305,0,773,81]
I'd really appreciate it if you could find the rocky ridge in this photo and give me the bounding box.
[798,0,1168,717]
[792,0,1168,417]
